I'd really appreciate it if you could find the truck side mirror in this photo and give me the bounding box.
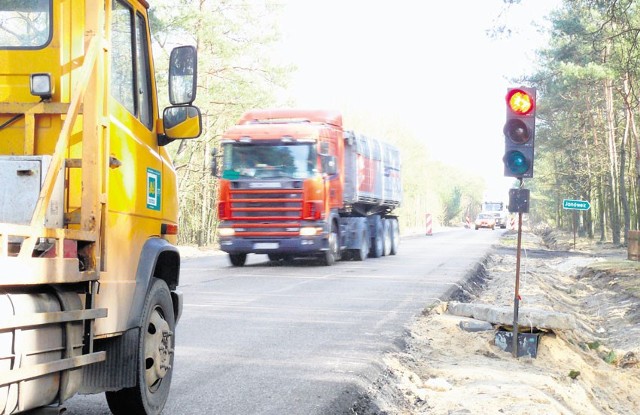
[161,45,201,146]
[323,155,337,175]
[162,106,202,141]
[169,45,197,105]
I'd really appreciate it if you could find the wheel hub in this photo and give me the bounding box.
[144,308,173,389]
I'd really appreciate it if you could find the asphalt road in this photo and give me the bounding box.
[65,227,502,414]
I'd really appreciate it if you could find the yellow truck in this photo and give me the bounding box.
[0,1,201,414]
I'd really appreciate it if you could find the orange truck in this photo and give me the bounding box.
[0,2,201,414]
[213,109,402,266]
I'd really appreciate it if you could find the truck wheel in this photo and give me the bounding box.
[382,219,392,256]
[229,253,247,266]
[352,230,369,261]
[369,219,384,258]
[106,278,175,415]
[389,218,400,255]
[321,224,339,266]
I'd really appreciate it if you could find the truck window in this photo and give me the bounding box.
[111,0,153,129]
[0,0,52,49]
[222,143,317,179]
[111,0,136,115]
[135,11,153,128]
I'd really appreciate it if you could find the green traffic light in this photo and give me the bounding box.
[504,150,530,175]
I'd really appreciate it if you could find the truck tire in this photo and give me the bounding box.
[369,218,384,258]
[229,253,247,266]
[320,223,339,266]
[389,218,400,255]
[382,219,392,256]
[106,278,175,415]
[352,230,369,261]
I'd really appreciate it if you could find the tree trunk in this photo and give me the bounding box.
[619,75,634,244]
[597,174,606,242]
[604,77,620,244]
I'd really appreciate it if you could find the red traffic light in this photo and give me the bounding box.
[506,89,535,116]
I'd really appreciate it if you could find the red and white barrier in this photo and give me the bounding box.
[426,213,433,236]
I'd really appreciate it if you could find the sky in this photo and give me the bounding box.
[275,0,560,201]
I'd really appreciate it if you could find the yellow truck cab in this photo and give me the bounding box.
[0,1,201,414]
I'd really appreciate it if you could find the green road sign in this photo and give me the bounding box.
[562,199,591,210]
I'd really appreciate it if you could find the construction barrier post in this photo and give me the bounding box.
[426,213,433,236]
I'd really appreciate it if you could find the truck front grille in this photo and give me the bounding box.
[226,182,306,237]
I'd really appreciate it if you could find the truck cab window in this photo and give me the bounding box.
[135,11,152,129]
[0,0,51,48]
[222,144,316,180]
[111,1,135,114]
[111,1,152,129]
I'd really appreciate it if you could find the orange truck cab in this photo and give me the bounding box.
[213,109,402,266]
[0,2,201,414]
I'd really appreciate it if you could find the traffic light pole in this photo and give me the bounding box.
[512,212,524,357]
[512,178,525,358]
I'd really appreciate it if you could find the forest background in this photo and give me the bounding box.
[148,0,640,247]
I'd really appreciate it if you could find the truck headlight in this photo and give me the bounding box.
[218,228,235,237]
[30,73,53,100]
[300,226,322,236]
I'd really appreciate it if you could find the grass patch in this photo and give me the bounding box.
[586,341,601,350]
[604,350,617,365]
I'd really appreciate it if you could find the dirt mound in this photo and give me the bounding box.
[354,231,640,415]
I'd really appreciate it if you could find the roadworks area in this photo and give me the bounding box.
[354,227,640,415]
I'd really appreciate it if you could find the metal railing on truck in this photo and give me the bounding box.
[0,14,108,395]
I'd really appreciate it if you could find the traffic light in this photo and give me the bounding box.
[503,87,536,178]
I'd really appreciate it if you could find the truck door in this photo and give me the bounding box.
[98,0,163,334]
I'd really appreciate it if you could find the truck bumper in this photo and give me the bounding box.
[218,235,328,255]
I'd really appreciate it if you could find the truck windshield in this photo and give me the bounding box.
[221,143,317,180]
[483,203,503,212]
[0,0,51,48]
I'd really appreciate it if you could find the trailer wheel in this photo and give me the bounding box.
[352,230,369,261]
[369,218,384,258]
[382,219,392,256]
[106,278,175,415]
[389,218,400,255]
[321,223,339,266]
[229,253,247,266]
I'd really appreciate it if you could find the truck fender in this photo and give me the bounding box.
[126,238,181,329]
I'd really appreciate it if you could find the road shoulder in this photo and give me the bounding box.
[356,229,640,414]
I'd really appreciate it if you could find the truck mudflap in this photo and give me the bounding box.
[0,288,107,414]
